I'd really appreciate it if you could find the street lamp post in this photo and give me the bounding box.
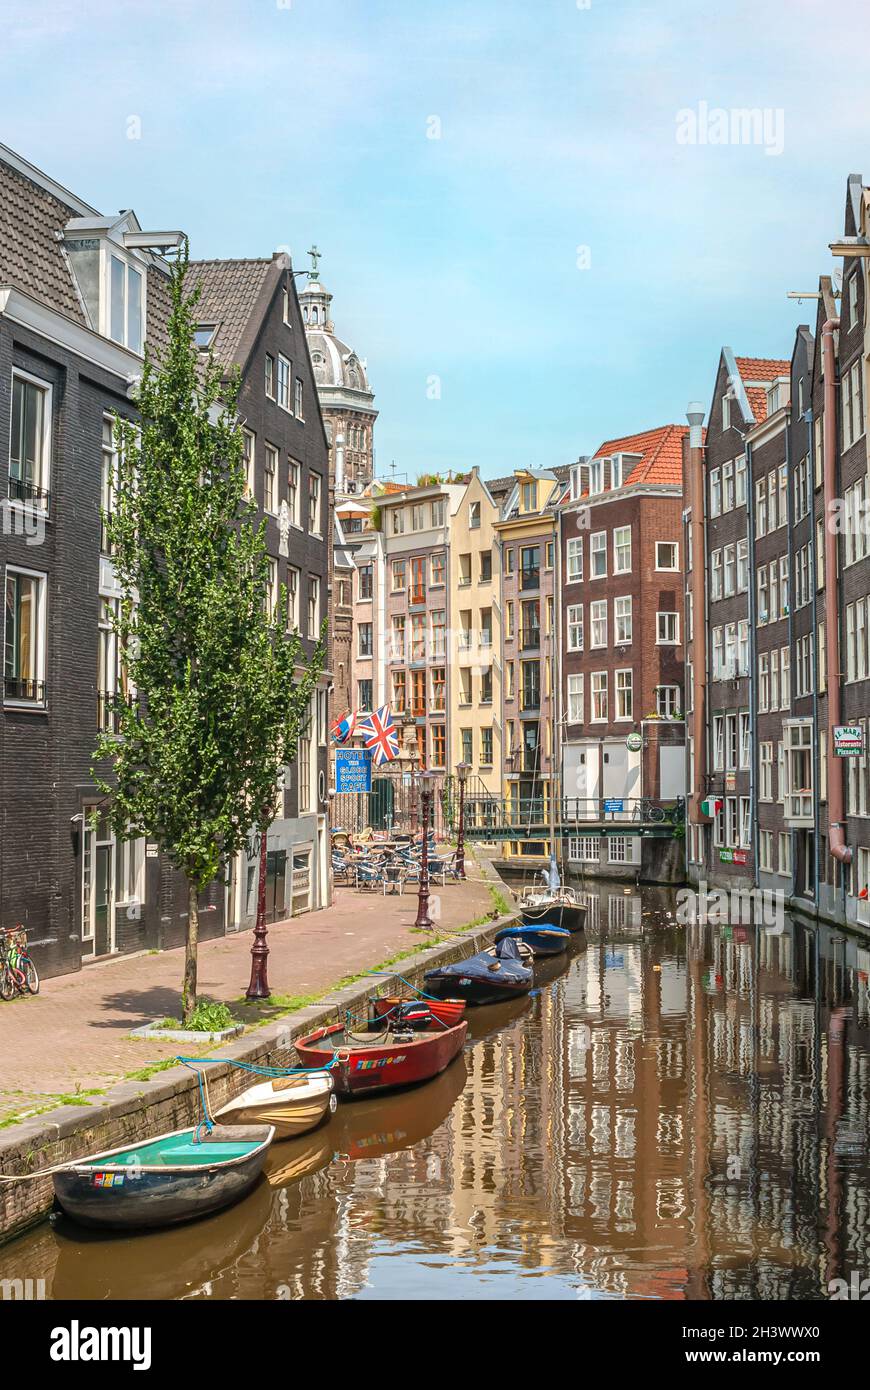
[455,762,470,880]
[414,772,437,930]
[246,813,271,1000]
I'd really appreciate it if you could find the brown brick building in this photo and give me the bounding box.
[558,426,687,878]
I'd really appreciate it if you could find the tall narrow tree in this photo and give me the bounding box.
[95,244,324,1023]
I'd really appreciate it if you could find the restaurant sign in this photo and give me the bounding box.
[718,848,749,865]
[833,725,864,757]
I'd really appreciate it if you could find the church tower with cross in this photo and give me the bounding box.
[299,246,378,493]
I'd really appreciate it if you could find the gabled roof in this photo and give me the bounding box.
[186,257,279,367]
[733,355,790,425]
[589,424,688,487]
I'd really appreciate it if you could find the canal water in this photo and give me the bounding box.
[3,883,870,1300]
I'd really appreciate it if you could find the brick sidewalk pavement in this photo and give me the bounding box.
[0,870,499,1125]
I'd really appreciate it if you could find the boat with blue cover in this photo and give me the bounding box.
[423,935,533,1006]
[494,922,571,957]
[52,1123,274,1231]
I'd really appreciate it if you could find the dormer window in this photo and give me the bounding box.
[610,457,623,489]
[589,459,604,495]
[109,253,143,353]
[521,481,536,512]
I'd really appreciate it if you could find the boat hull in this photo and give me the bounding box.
[520,900,587,933]
[295,1020,467,1097]
[216,1075,335,1141]
[424,940,533,1006]
[52,1125,273,1231]
[495,924,571,957]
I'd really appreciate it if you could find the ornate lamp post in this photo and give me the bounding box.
[455,761,470,880]
[414,771,438,930]
[246,812,271,1000]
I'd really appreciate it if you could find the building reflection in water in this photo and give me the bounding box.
[3,884,869,1300]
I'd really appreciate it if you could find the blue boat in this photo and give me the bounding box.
[52,1123,274,1231]
[494,923,571,958]
[424,935,533,1006]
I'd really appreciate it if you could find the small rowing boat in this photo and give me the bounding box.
[52,1124,273,1231]
[495,922,571,957]
[369,996,466,1030]
[424,934,533,1006]
[294,1018,467,1098]
[216,1071,336,1140]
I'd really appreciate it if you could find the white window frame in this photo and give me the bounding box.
[4,564,47,707]
[656,611,679,645]
[590,531,607,579]
[590,599,607,649]
[277,354,291,411]
[615,595,632,645]
[613,525,632,575]
[566,604,584,652]
[9,368,53,510]
[615,668,633,721]
[102,245,146,355]
[655,540,679,571]
[566,536,583,582]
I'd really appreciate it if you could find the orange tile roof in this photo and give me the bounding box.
[735,356,790,425]
[590,423,688,487]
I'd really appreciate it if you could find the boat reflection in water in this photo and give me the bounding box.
[4,882,870,1300]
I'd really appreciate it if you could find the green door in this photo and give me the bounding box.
[368,778,395,832]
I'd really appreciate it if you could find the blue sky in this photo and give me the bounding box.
[3,0,870,479]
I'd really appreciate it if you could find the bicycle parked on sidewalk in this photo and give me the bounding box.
[0,926,39,1000]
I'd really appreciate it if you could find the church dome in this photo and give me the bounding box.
[300,257,372,396]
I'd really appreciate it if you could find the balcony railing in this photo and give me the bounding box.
[4,676,45,703]
[98,689,135,733]
[8,476,50,510]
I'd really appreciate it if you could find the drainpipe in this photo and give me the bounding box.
[821,318,852,867]
[806,408,821,905]
[746,441,759,889]
[685,405,707,827]
[784,409,796,901]
[335,432,346,493]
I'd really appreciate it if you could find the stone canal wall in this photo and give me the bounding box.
[0,908,516,1247]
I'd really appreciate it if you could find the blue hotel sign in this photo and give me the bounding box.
[336,750,372,794]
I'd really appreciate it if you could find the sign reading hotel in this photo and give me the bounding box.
[833,725,864,758]
[335,749,372,794]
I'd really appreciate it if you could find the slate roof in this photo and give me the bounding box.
[589,424,688,487]
[186,257,279,367]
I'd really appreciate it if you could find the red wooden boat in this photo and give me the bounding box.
[294,1019,468,1098]
[369,996,466,1030]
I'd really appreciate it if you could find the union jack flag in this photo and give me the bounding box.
[356,704,399,766]
[330,709,357,745]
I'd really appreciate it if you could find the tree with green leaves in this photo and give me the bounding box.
[95,243,325,1024]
